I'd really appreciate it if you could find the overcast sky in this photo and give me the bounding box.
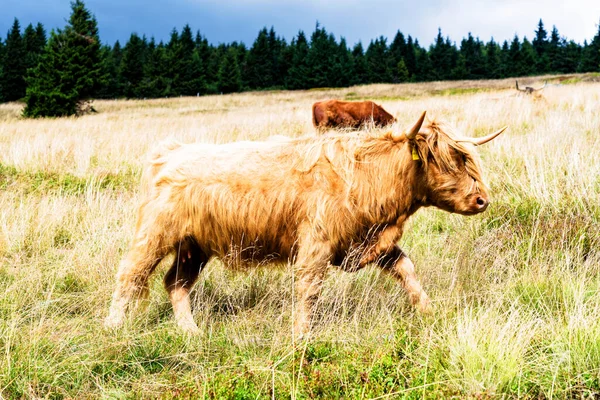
[2,0,599,48]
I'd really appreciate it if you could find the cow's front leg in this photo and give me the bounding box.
[376,245,431,313]
[293,239,332,339]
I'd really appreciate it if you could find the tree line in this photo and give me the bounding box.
[1,0,600,116]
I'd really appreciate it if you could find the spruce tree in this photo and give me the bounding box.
[499,40,510,78]
[484,39,502,78]
[163,28,182,96]
[396,58,410,82]
[532,19,549,73]
[194,31,211,94]
[351,42,369,85]
[177,24,202,95]
[404,36,417,79]
[389,31,407,82]
[217,46,241,93]
[121,33,146,98]
[23,23,46,75]
[267,27,286,87]
[519,37,537,76]
[329,37,353,87]
[415,45,434,81]
[366,36,392,83]
[139,39,169,97]
[429,29,458,80]
[306,23,336,88]
[579,22,600,72]
[506,35,521,77]
[245,28,273,89]
[96,41,123,98]
[562,40,581,73]
[451,54,468,80]
[0,19,26,102]
[459,33,485,79]
[206,44,224,94]
[286,31,310,89]
[24,0,101,117]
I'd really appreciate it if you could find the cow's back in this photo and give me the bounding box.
[145,138,350,264]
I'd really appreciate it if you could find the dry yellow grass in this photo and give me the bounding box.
[0,78,599,398]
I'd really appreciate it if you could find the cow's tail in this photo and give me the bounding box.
[141,138,184,193]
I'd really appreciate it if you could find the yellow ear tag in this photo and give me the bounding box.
[412,147,420,160]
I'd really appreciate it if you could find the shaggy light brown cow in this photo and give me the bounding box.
[105,112,506,336]
[312,100,396,132]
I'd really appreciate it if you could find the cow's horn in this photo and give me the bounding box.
[535,81,547,91]
[406,111,426,140]
[466,126,507,146]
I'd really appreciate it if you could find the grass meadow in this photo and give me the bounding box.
[0,75,599,398]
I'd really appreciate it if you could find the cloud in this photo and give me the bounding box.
[1,0,598,47]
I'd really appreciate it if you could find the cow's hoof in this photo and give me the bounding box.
[416,294,432,314]
[178,320,201,335]
[104,315,124,329]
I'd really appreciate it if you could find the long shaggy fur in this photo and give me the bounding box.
[106,119,499,334]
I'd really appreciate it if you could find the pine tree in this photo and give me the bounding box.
[177,24,202,95]
[194,31,212,93]
[366,36,392,83]
[329,37,353,87]
[506,35,521,77]
[0,18,26,101]
[429,29,458,80]
[23,23,46,74]
[532,19,549,73]
[267,27,286,87]
[459,33,485,79]
[499,40,510,78]
[404,36,417,79]
[217,46,241,93]
[396,58,410,82]
[121,33,146,98]
[519,37,537,76]
[451,54,468,80]
[245,28,273,89]
[139,39,169,97]
[415,45,434,81]
[579,22,600,72]
[0,40,4,91]
[562,40,582,73]
[286,31,310,89]
[484,39,502,78]
[306,23,337,88]
[351,42,368,85]
[23,0,101,117]
[389,31,407,82]
[206,44,224,94]
[96,41,123,98]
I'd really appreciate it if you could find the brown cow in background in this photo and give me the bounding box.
[105,111,506,337]
[312,100,396,132]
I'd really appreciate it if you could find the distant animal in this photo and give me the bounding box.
[312,100,396,132]
[105,111,507,337]
[515,80,546,95]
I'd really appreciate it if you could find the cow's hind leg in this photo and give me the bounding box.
[293,237,333,339]
[105,229,169,329]
[164,238,208,333]
[377,245,431,313]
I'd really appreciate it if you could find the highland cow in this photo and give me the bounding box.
[312,100,396,132]
[105,112,506,336]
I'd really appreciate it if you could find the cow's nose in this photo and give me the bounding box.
[475,196,488,210]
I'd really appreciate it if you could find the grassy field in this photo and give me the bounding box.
[0,75,599,398]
